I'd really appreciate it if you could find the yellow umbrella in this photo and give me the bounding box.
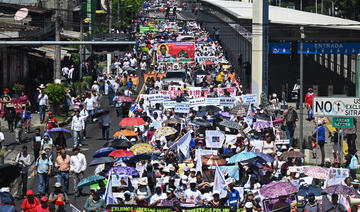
[113,129,137,138]
[130,143,155,154]
[153,127,177,139]
[223,65,231,69]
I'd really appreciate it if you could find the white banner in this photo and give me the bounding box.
[195,149,218,158]
[163,101,177,109]
[174,103,190,113]
[196,56,219,63]
[220,97,235,107]
[143,94,164,102]
[274,139,290,145]
[189,98,206,107]
[205,97,220,106]
[313,97,360,117]
[205,130,225,148]
[241,94,258,104]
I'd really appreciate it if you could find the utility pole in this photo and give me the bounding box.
[118,0,120,18]
[299,26,305,153]
[54,0,61,80]
[107,0,113,75]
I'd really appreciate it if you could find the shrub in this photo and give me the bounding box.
[12,83,24,93]
[45,83,66,105]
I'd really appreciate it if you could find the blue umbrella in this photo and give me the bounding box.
[89,157,116,166]
[298,185,323,197]
[46,128,72,138]
[0,205,15,212]
[228,152,257,164]
[128,153,158,163]
[254,152,275,163]
[93,147,116,158]
[77,175,105,188]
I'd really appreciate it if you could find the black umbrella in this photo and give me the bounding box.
[128,153,158,163]
[220,120,242,130]
[89,157,115,166]
[200,105,221,113]
[255,113,271,121]
[192,118,212,127]
[221,151,236,158]
[0,164,20,187]
[103,140,133,149]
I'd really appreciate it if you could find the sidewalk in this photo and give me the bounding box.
[0,112,42,132]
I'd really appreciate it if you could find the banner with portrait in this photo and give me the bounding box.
[156,42,195,63]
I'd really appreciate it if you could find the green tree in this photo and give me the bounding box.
[337,0,359,20]
[112,0,143,27]
[45,83,67,114]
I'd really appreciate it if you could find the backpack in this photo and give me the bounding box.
[285,109,296,125]
[349,155,358,170]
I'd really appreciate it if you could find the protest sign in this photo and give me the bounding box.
[156,42,195,63]
[143,94,163,102]
[163,101,177,109]
[241,94,258,104]
[111,175,129,188]
[220,97,235,107]
[189,98,205,107]
[174,103,190,113]
[205,97,220,106]
[196,56,218,63]
[106,205,240,212]
[274,139,290,145]
[205,130,225,148]
[195,149,218,158]
[325,168,349,187]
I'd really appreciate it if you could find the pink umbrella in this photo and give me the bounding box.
[260,181,297,198]
[252,121,270,131]
[302,166,328,179]
[176,35,184,41]
[197,37,206,42]
[267,118,284,125]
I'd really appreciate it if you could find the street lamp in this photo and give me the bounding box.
[299,26,305,153]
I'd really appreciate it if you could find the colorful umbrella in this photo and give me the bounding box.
[130,143,155,154]
[228,152,257,164]
[219,120,242,130]
[108,166,139,176]
[103,140,133,149]
[89,157,115,166]
[302,166,328,179]
[281,151,305,160]
[108,149,135,158]
[197,37,206,42]
[254,152,275,163]
[119,117,146,126]
[260,181,297,198]
[252,121,270,131]
[77,175,105,188]
[268,118,284,125]
[154,127,177,138]
[128,153,158,163]
[192,118,212,127]
[201,154,226,166]
[46,128,72,139]
[324,184,359,196]
[113,129,137,138]
[93,147,116,158]
[117,96,134,102]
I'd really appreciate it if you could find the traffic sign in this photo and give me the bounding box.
[313,97,360,117]
[298,42,360,54]
[332,117,354,128]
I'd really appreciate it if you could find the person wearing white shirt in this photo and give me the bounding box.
[15,146,31,198]
[70,147,86,197]
[100,111,111,140]
[130,57,137,68]
[150,186,167,206]
[71,110,85,147]
[84,94,96,119]
[91,82,100,94]
[38,89,48,123]
[79,105,89,139]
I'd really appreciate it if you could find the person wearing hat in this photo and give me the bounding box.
[34,150,52,196]
[303,192,320,212]
[135,178,152,206]
[44,111,58,132]
[35,196,49,212]
[70,147,86,197]
[240,192,261,211]
[91,81,100,94]
[208,190,222,207]
[49,182,69,211]
[21,190,40,212]
[150,185,167,206]
[184,178,203,207]
[71,109,85,147]
[37,85,48,124]
[84,190,105,212]
[123,190,136,205]
[313,120,326,166]
[40,132,53,153]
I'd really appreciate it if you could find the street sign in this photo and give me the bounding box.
[313,97,360,117]
[332,117,354,128]
[298,42,360,54]
[269,42,291,54]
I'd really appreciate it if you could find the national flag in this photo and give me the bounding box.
[176,132,192,159]
[214,163,227,198]
[104,175,116,205]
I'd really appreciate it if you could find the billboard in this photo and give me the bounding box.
[156,42,195,63]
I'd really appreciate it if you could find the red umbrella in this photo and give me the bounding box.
[203,61,215,66]
[117,96,134,102]
[108,149,134,158]
[119,117,146,126]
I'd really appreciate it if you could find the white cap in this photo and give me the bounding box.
[190,168,196,172]
[169,166,175,172]
[190,178,197,184]
[163,167,170,172]
[152,160,159,165]
[130,138,136,142]
[325,158,331,163]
